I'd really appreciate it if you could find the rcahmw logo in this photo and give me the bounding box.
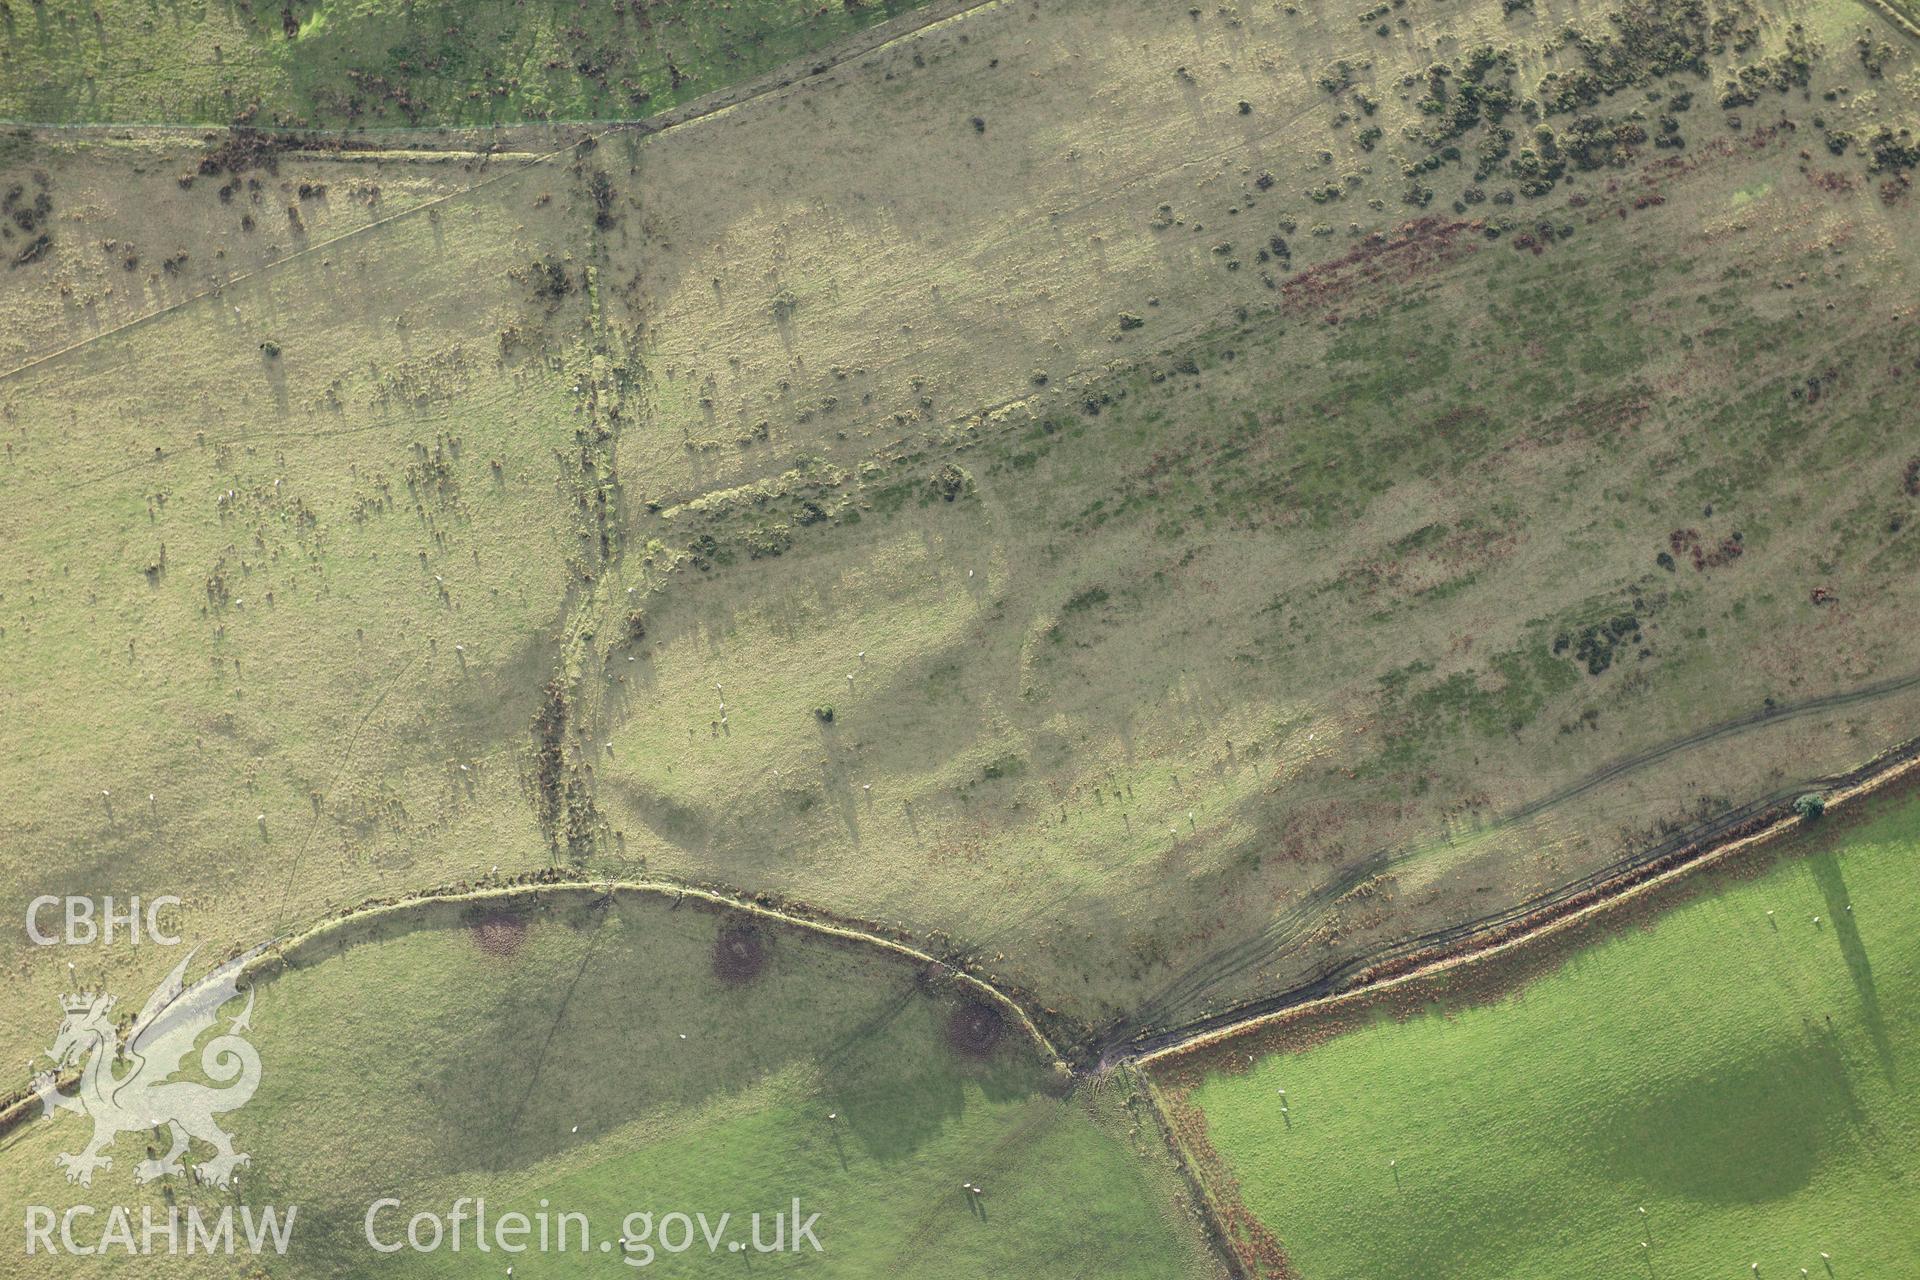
[31,945,270,1189]
[24,1204,296,1258]
[25,944,296,1257]
[27,895,182,946]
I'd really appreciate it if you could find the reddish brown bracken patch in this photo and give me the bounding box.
[1154,1091,1298,1280]
[1669,526,1745,570]
[470,912,527,958]
[945,1001,1004,1058]
[1278,217,1477,319]
[711,923,767,985]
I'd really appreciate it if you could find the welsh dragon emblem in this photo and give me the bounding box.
[33,945,267,1187]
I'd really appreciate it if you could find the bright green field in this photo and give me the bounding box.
[1182,792,1920,1280]
[2,892,1211,1277]
[0,0,927,127]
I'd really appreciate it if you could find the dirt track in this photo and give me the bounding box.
[1100,672,1920,1055]
[8,689,1915,1155]
[0,0,1003,387]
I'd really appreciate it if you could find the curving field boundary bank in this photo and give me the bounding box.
[0,871,1069,1142]
[6,735,1915,1280]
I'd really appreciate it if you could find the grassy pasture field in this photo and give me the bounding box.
[1,890,1216,1277]
[1,0,1919,1077]
[570,0,1920,1036]
[1154,779,1920,1280]
[0,0,932,127]
[0,141,602,1057]
[0,131,523,368]
[0,0,1917,1271]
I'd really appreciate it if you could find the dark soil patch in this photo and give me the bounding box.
[946,1000,1004,1058]
[470,911,528,958]
[711,923,767,985]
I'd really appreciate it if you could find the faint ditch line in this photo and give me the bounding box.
[1110,671,1920,1049]
[1128,732,1920,1071]
[0,0,998,136]
[1131,1067,1265,1280]
[499,896,621,1140]
[0,0,1008,389]
[886,1095,1061,1265]
[271,653,416,934]
[54,382,565,496]
[0,143,575,387]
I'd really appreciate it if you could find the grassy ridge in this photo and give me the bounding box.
[1180,789,1920,1279]
[0,0,926,127]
